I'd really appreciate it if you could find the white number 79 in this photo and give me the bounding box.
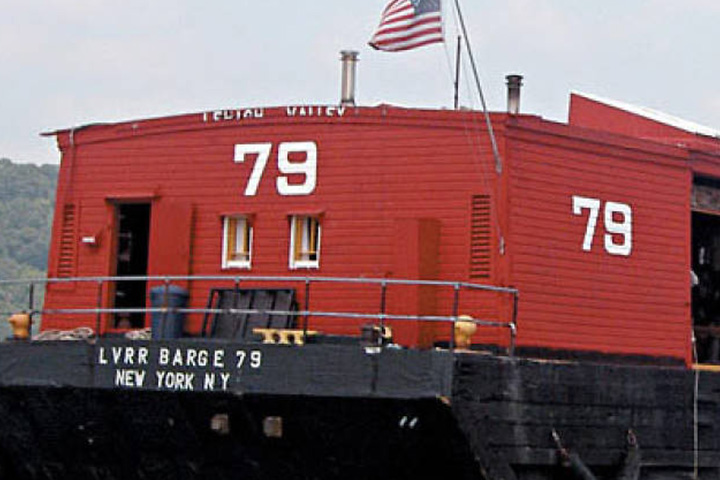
[234,141,317,196]
[572,195,632,256]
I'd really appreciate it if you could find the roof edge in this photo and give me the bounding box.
[571,90,720,139]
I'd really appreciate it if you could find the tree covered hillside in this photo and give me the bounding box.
[0,158,58,337]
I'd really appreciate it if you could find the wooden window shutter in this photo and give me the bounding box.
[470,195,491,279]
[57,203,77,278]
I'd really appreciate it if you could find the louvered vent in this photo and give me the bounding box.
[470,195,491,279]
[57,204,77,278]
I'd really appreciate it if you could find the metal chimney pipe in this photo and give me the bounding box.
[340,50,359,107]
[506,74,523,114]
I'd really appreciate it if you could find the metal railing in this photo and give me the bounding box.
[0,275,519,354]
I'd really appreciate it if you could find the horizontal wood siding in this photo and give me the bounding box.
[43,108,502,342]
[43,106,697,359]
[507,125,691,360]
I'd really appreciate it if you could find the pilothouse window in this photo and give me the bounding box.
[290,215,321,269]
[223,216,253,269]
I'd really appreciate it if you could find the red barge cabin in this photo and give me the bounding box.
[40,87,720,365]
[5,67,720,479]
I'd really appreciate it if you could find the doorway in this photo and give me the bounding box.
[113,203,151,328]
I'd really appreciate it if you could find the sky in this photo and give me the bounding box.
[2,0,719,165]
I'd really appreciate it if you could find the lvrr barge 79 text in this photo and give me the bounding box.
[2,54,720,479]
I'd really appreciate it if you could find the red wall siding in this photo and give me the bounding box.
[43,107,504,345]
[506,121,691,361]
[42,104,702,360]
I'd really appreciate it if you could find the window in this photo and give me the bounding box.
[223,216,253,269]
[290,215,321,269]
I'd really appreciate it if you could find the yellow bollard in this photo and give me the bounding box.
[8,313,31,340]
[454,315,477,350]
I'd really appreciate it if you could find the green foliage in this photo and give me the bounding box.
[0,158,58,338]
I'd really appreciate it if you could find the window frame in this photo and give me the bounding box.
[289,215,321,269]
[222,215,253,269]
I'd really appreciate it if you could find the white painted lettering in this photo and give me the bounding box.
[204,373,216,390]
[235,143,272,196]
[214,350,225,368]
[115,369,128,386]
[112,347,123,364]
[98,347,108,365]
[138,347,149,365]
[277,141,317,196]
[115,369,146,388]
[204,108,265,123]
[172,349,183,367]
[236,350,247,368]
[159,348,170,366]
[183,372,195,390]
[250,350,262,369]
[124,347,135,365]
[285,105,346,118]
[197,349,209,367]
[186,349,198,367]
[220,373,231,390]
[155,371,195,391]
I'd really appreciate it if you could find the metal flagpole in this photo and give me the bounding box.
[452,0,503,174]
[454,35,462,110]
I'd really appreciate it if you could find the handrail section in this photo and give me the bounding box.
[0,275,519,355]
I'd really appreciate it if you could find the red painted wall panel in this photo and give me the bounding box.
[42,104,708,361]
[43,107,504,345]
[506,121,691,361]
[569,93,720,151]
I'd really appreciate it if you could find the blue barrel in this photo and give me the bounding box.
[150,285,189,340]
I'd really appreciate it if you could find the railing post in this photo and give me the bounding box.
[27,282,35,332]
[303,278,311,335]
[28,282,34,312]
[450,283,460,351]
[510,290,519,357]
[161,278,170,335]
[232,277,241,337]
[95,280,103,336]
[379,280,387,331]
[508,324,517,357]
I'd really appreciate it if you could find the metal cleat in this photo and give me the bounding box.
[253,328,317,346]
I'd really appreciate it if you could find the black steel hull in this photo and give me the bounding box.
[0,340,715,479]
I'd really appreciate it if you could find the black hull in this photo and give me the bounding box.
[0,389,478,480]
[0,340,715,479]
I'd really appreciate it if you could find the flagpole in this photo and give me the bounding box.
[453,36,461,110]
[452,0,503,174]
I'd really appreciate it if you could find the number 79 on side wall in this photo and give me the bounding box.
[572,195,633,257]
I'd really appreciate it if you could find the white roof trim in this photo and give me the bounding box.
[572,90,720,139]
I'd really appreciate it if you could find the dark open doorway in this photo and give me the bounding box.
[114,203,151,328]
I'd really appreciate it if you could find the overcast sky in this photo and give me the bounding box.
[2,0,719,165]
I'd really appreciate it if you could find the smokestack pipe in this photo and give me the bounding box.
[340,50,359,106]
[506,74,523,115]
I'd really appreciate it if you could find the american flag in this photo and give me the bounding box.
[369,0,444,52]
